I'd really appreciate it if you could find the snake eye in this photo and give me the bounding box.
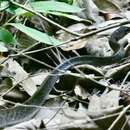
[127,27,130,32]
[124,26,130,32]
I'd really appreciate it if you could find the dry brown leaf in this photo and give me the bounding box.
[4,119,45,130]
[94,0,120,13]
[75,0,103,23]
[3,59,37,96]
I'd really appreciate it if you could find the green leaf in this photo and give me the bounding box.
[0,1,9,11]
[94,0,120,13]
[0,27,16,44]
[9,23,62,46]
[15,1,82,15]
[31,1,81,13]
[57,0,73,4]
[48,11,91,23]
[0,42,8,52]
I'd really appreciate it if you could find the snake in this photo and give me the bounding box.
[0,26,130,128]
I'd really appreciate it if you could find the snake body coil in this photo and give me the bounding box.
[0,26,130,128]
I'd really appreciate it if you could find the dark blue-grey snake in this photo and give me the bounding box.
[0,26,130,128]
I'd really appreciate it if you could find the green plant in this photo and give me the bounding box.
[0,0,88,50]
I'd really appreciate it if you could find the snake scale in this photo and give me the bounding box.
[0,26,130,128]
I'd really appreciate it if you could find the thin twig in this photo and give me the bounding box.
[9,0,82,37]
[23,20,130,55]
[21,53,61,70]
[45,101,66,125]
[120,71,130,89]
[108,104,130,130]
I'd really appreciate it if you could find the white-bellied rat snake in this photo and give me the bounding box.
[0,26,130,128]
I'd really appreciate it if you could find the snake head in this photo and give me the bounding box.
[122,26,130,32]
[109,26,130,51]
[121,26,130,34]
[113,26,130,41]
